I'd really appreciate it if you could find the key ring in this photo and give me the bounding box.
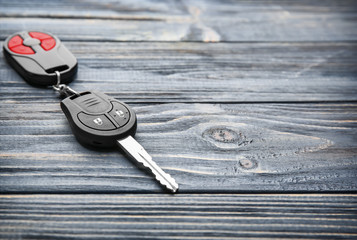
[53,71,79,97]
[54,70,61,88]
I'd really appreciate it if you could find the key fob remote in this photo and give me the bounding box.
[61,91,137,148]
[62,91,179,192]
[3,31,77,86]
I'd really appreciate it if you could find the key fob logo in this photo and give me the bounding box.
[93,117,103,126]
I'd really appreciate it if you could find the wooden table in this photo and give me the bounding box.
[1,0,357,239]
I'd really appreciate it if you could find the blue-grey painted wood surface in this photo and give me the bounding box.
[1,194,356,239]
[1,103,357,193]
[0,0,356,239]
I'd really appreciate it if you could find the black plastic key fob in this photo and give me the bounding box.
[61,91,137,148]
[3,31,77,86]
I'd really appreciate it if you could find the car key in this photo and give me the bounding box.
[3,31,178,193]
[3,31,77,86]
[61,91,179,193]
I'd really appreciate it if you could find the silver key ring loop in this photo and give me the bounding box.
[53,71,79,97]
[54,71,61,88]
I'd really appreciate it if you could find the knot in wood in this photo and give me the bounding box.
[239,159,257,170]
[203,127,244,144]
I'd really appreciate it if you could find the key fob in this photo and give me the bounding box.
[3,31,77,86]
[61,91,137,148]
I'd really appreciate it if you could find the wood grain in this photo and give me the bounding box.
[1,41,357,103]
[1,0,357,42]
[0,194,356,239]
[1,103,356,193]
[1,0,357,239]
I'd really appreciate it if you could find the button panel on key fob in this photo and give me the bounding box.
[3,31,77,86]
[61,91,137,148]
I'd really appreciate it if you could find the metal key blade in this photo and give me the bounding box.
[117,136,179,193]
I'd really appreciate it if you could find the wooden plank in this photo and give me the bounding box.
[1,42,357,103]
[0,194,356,239]
[0,0,188,20]
[1,103,356,193]
[1,0,356,41]
[181,0,357,42]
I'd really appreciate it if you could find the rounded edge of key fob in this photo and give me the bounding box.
[61,91,137,148]
[3,31,78,86]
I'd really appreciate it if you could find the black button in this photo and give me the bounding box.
[108,102,130,127]
[77,113,116,131]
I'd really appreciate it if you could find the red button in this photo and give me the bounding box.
[41,38,56,51]
[29,32,52,40]
[8,35,23,48]
[29,32,56,51]
[10,45,35,55]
